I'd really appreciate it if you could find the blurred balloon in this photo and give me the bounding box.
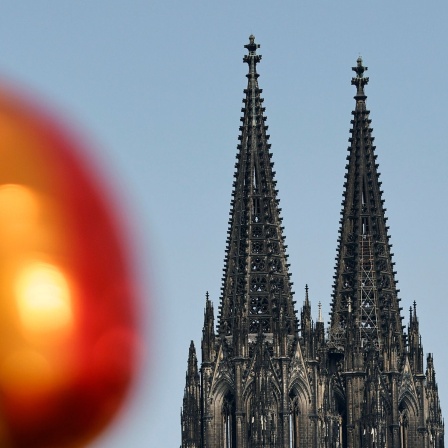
[0,84,141,447]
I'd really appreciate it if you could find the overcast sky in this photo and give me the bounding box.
[0,1,447,446]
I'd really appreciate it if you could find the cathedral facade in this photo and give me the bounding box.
[181,36,444,448]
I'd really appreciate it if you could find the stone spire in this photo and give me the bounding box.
[182,44,444,448]
[408,301,424,374]
[300,285,313,359]
[201,292,215,363]
[329,57,404,357]
[218,35,296,340]
[426,354,445,446]
[181,341,200,448]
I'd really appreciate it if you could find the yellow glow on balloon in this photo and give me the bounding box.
[0,184,39,247]
[0,184,38,224]
[15,262,73,335]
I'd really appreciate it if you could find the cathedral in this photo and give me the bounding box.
[180,36,444,447]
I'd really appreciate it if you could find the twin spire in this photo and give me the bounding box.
[181,37,444,448]
[330,54,405,357]
[218,38,405,355]
[219,38,404,355]
[218,35,296,340]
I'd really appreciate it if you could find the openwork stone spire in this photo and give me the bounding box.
[182,45,444,448]
[218,35,296,337]
[329,57,404,356]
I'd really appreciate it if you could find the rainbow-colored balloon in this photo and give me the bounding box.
[0,84,140,447]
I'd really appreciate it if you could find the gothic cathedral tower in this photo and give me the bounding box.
[181,37,444,448]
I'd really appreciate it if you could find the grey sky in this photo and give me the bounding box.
[0,1,446,446]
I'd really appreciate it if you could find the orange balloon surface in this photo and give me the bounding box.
[0,86,140,447]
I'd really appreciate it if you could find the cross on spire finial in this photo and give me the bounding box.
[351,56,369,100]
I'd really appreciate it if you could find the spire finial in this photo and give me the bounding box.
[243,36,262,127]
[243,35,261,71]
[305,284,309,304]
[351,56,369,100]
[318,302,323,323]
[244,34,259,52]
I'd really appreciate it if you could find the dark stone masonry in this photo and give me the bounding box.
[181,36,444,448]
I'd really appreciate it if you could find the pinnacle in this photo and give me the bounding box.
[318,302,323,323]
[186,340,199,380]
